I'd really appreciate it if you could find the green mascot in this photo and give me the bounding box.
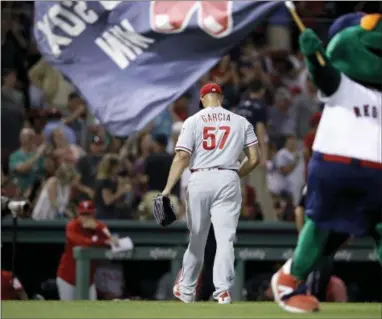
[271,13,382,313]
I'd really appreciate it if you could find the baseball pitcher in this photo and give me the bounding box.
[161,83,260,304]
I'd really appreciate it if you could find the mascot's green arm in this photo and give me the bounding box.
[299,29,341,96]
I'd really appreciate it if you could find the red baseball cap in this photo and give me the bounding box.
[200,83,223,98]
[77,200,95,215]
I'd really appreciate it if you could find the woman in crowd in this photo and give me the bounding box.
[94,154,131,219]
[56,200,119,300]
[51,128,84,166]
[32,163,76,220]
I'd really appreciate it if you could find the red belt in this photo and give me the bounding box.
[190,168,238,173]
[320,153,382,170]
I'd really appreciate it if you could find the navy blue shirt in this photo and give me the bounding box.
[235,97,267,128]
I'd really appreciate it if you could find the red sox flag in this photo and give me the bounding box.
[34,1,281,137]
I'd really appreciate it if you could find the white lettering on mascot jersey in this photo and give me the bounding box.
[313,74,382,163]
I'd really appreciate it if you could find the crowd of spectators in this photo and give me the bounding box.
[2,1,379,223]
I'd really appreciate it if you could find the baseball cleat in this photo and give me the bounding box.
[215,291,232,304]
[173,284,195,303]
[271,259,320,313]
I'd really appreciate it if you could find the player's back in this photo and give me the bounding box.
[188,106,252,170]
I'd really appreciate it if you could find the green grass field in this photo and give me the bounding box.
[2,301,381,318]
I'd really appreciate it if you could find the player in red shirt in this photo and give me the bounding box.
[1,270,28,300]
[56,200,118,300]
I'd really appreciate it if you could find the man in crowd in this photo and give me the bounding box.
[139,134,180,219]
[75,135,105,200]
[62,92,88,147]
[235,80,276,220]
[43,108,76,145]
[9,128,46,197]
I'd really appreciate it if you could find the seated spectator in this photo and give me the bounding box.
[51,128,85,166]
[1,270,28,300]
[94,154,131,219]
[9,128,46,197]
[74,135,105,201]
[43,108,76,145]
[138,134,180,220]
[32,163,77,220]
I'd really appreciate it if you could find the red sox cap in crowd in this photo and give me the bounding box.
[77,200,95,215]
[200,83,223,98]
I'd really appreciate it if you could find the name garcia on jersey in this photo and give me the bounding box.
[201,113,231,123]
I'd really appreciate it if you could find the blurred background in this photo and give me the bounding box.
[1,1,381,302]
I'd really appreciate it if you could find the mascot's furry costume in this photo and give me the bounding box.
[271,13,382,313]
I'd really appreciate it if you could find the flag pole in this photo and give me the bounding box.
[285,1,326,66]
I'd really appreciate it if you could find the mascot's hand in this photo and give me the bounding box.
[299,29,323,56]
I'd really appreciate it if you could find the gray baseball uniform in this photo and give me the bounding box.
[175,106,258,298]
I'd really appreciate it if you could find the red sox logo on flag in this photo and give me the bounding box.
[150,0,233,38]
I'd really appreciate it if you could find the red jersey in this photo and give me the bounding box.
[1,270,24,300]
[57,219,109,285]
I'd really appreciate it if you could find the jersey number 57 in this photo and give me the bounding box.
[202,126,231,150]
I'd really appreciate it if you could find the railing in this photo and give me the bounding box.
[2,220,377,300]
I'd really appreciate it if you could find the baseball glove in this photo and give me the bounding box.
[153,194,177,227]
